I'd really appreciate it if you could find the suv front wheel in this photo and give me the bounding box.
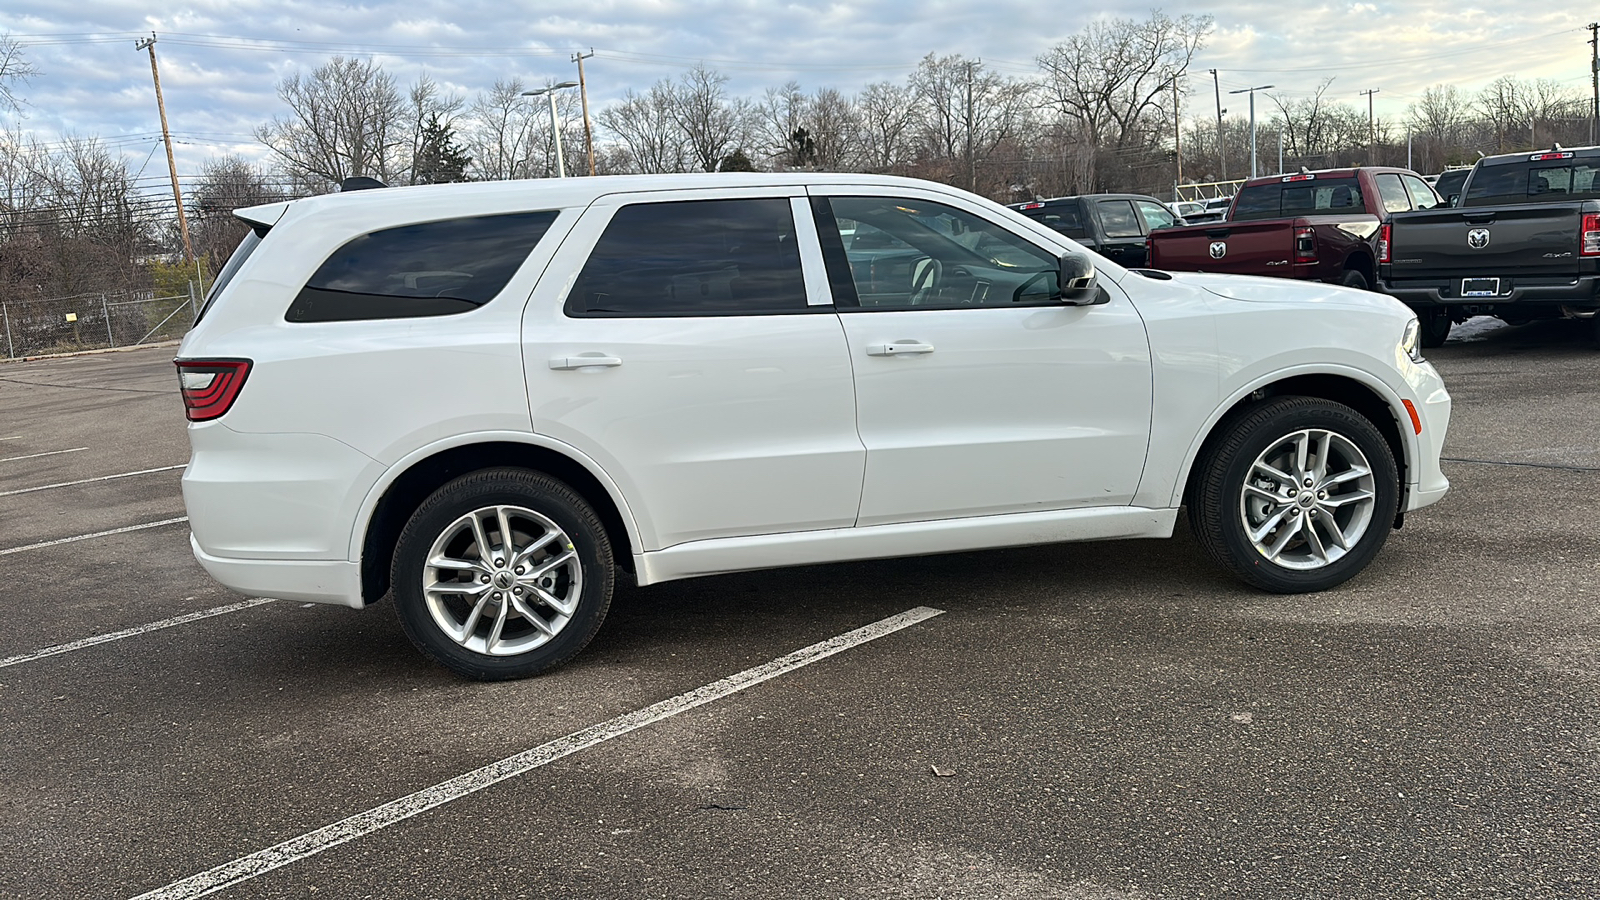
[391,468,614,680]
[1189,397,1399,593]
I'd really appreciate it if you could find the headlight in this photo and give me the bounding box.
[1400,317,1423,363]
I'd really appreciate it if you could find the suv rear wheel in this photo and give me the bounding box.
[1189,397,1399,593]
[391,468,613,680]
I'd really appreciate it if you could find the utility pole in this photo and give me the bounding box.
[1360,88,1380,165]
[1229,84,1273,178]
[965,60,976,192]
[1589,23,1598,145]
[1173,78,1183,193]
[573,49,597,176]
[1210,69,1226,179]
[135,34,194,263]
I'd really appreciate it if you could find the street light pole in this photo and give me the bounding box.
[522,82,580,178]
[1229,84,1273,179]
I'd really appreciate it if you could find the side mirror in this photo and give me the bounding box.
[1058,252,1106,306]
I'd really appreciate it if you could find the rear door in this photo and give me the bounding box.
[521,187,864,551]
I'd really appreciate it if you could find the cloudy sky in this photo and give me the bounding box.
[1,0,1594,184]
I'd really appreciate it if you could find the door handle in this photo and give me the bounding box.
[548,355,623,370]
[866,342,934,356]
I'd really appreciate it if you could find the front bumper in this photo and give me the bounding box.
[1402,358,1451,513]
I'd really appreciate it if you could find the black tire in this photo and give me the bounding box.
[1420,309,1451,348]
[391,467,613,680]
[1339,268,1370,291]
[1188,397,1399,594]
[1591,314,1600,350]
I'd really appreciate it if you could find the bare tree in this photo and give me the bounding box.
[255,56,407,191]
[463,79,537,181]
[599,80,687,174]
[909,54,1035,191]
[1037,12,1212,189]
[806,87,861,171]
[0,34,37,113]
[669,64,753,172]
[857,81,915,172]
[187,156,283,266]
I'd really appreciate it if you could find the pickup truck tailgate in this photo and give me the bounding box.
[1149,220,1294,274]
[1389,203,1587,278]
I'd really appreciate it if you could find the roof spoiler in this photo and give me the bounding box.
[233,201,290,236]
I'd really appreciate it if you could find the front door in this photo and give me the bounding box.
[810,188,1154,527]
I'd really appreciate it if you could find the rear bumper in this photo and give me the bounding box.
[191,535,364,607]
[1381,274,1600,308]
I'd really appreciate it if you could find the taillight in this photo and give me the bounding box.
[1146,235,1155,266]
[175,359,252,421]
[1294,225,1317,261]
[1378,223,1392,263]
[1582,213,1600,257]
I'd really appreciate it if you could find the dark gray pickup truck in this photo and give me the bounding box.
[1379,145,1600,347]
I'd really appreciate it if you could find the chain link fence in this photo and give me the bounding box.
[1,285,199,359]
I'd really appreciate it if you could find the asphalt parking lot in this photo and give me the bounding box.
[2,319,1597,900]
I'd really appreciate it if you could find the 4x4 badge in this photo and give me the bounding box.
[1209,241,1227,259]
[1467,228,1490,249]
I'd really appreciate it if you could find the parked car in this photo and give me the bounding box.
[1380,145,1600,347]
[1007,193,1181,268]
[1431,167,1472,208]
[1171,197,1230,224]
[1147,167,1441,291]
[177,173,1451,680]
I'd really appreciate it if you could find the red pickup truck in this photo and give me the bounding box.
[1146,166,1442,290]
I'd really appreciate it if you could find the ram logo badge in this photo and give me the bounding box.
[1209,241,1227,259]
[1467,228,1491,249]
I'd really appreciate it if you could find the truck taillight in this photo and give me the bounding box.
[175,359,252,421]
[1378,223,1392,263]
[1582,213,1600,257]
[1294,226,1316,261]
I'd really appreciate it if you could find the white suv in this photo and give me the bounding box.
[177,173,1450,680]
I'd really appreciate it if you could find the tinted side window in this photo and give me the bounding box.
[1017,202,1085,237]
[567,198,808,316]
[1375,173,1412,214]
[1233,178,1366,220]
[1096,200,1143,238]
[286,212,558,323]
[1135,200,1176,231]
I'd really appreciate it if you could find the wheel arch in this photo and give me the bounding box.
[1177,369,1410,511]
[354,436,641,606]
[1342,250,1375,287]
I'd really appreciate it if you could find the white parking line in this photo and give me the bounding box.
[130,605,946,900]
[0,517,189,556]
[0,446,87,464]
[0,464,185,497]
[0,598,276,670]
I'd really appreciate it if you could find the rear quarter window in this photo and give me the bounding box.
[1018,203,1085,237]
[285,211,559,323]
